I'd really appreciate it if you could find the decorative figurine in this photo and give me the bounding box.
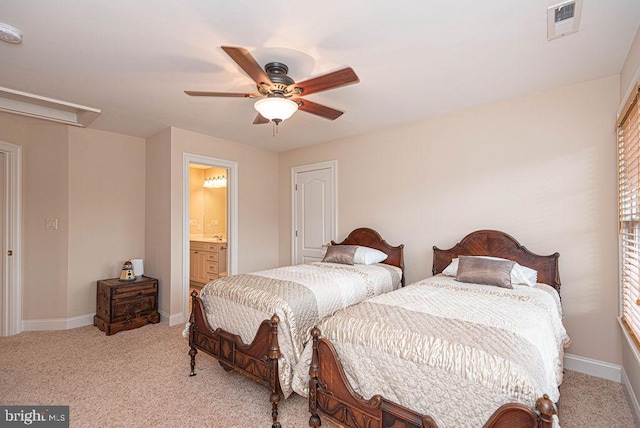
[119,260,136,281]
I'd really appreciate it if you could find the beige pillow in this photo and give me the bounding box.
[455,255,514,289]
[321,245,358,265]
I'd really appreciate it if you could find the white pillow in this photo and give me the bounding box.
[442,256,537,286]
[353,246,388,265]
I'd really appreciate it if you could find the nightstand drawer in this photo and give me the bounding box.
[112,282,156,297]
[112,294,157,322]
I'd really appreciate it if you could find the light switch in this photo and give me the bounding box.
[45,218,58,230]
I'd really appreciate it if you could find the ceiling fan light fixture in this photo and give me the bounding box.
[254,97,298,123]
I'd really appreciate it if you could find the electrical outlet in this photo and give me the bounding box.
[45,218,58,230]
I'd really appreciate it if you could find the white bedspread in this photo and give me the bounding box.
[185,262,402,397]
[292,274,571,427]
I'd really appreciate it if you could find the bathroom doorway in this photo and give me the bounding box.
[189,163,228,281]
[182,153,238,322]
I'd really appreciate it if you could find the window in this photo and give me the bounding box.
[619,83,640,347]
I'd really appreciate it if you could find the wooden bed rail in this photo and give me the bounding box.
[308,328,557,428]
[188,291,283,428]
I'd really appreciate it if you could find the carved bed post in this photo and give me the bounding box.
[535,394,556,428]
[269,314,282,428]
[188,290,198,377]
[308,327,321,428]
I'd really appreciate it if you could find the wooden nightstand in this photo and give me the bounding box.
[94,276,160,335]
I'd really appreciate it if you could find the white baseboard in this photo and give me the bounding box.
[564,353,621,382]
[22,313,94,332]
[162,310,186,327]
[20,311,185,332]
[621,367,640,427]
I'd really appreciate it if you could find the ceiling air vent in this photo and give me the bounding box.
[547,0,583,41]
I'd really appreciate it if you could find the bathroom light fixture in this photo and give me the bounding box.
[204,175,227,189]
[254,96,299,125]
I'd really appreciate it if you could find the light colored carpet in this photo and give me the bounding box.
[0,323,636,428]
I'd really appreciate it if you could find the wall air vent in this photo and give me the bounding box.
[547,0,583,41]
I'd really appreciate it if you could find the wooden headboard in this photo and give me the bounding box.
[333,227,405,286]
[432,230,560,294]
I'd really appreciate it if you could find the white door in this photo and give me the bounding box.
[1,141,22,336]
[0,152,4,335]
[292,161,337,264]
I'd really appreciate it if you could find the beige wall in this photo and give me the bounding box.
[0,113,146,323]
[143,127,279,319]
[68,127,146,317]
[279,75,620,365]
[620,24,640,420]
[145,128,173,317]
[621,27,640,102]
[170,127,279,275]
[0,113,70,320]
[0,116,279,324]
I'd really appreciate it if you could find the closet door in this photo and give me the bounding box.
[292,161,337,265]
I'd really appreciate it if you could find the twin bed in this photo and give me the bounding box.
[187,227,405,427]
[187,229,571,428]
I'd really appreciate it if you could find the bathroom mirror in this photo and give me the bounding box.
[189,165,228,241]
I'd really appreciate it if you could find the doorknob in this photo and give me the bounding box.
[7,250,12,256]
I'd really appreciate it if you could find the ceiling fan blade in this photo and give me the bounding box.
[289,67,359,97]
[294,98,344,120]
[184,90,259,98]
[221,46,273,88]
[253,113,270,125]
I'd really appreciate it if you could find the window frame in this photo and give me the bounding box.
[618,83,640,349]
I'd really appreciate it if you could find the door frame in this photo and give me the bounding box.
[1,140,22,336]
[182,153,238,322]
[291,160,338,265]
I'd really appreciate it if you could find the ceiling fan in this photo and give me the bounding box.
[185,46,360,126]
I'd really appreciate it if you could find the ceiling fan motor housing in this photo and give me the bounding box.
[261,62,295,95]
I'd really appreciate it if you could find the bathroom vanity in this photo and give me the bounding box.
[189,239,227,285]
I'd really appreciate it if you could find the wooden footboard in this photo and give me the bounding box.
[308,328,557,428]
[188,291,283,428]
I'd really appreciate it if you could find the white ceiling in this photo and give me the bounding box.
[1,1,639,152]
